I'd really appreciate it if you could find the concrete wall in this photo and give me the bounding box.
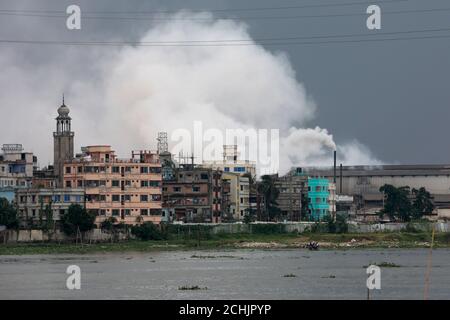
[2,222,449,243]
[1,229,128,243]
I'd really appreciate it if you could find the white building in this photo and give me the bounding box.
[202,145,256,177]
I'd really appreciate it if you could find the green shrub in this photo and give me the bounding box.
[131,222,164,241]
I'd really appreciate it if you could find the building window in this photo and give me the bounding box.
[150,209,161,216]
[140,209,149,216]
[65,167,71,174]
[140,195,148,202]
[240,198,244,204]
[224,167,230,172]
[64,195,71,202]
[66,181,72,188]
[75,195,82,202]
[122,194,131,202]
[77,180,83,187]
[193,186,200,192]
[112,166,120,173]
[112,180,120,187]
[112,195,120,202]
[124,209,131,216]
[149,181,160,187]
[200,173,209,179]
[77,166,83,173]
[141,180,149,187]
[112,209,120,216]
[100,209,106,216]
[140,167,149,174]
[125,167,132,172]
[174,187,181,192]
[152,194,161,201]
[53,195,61,202]
[99,195,106,201]
[234,167,245,172]
[32,209,36,217]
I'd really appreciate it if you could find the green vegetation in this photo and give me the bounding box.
[2,231,450,255]
[131,222,165,240]
[257,175,281,220]
[379,184,435,222]
[62,204,96,237]
[0,197,19,229]
[310,214,348,234]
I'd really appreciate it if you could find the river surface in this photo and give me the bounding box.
[0,248,449,299]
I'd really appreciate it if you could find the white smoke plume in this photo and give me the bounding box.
[0,11,382,174]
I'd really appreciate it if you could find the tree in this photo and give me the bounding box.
[43,201,55,232]
[379,184,412,222]
[243,207,256,224]
[62,204,96,237]
[131,222,164,241]
[0,198,19,229]
[411,187,435,220]
[257,175,281,220]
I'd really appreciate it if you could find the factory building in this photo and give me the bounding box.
[302,164,450,220]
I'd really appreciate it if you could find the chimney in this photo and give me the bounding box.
[333,150,337,184]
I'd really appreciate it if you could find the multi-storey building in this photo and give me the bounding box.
[202,145,256,177]
[162,165,223,223]
[222,172,250,220]
[273,172,306,222]
[0,144,37,202]
[16,188,84,226]
[63,146,162,225]
[307,177,336,221]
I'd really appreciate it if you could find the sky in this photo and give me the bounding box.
[0,0,449,174]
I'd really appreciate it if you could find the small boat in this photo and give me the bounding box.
[305,241,319,251]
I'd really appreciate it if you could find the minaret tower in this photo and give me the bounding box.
[53,95,74,187]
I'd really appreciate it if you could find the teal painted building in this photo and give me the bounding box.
[307,177,331,221]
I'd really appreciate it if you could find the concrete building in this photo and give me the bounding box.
[273,172,306,221]
[0,144,37,202]
[53,99,74,187]
[222,172,250,220]
[162,166,224,223]
[16,188,84,226]
[63,146,162,225]
[306,177,336,221]
[202,145,256,177]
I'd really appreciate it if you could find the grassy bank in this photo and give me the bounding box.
[1,231,450,255]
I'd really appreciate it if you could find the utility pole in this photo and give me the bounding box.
[424,225,436,300]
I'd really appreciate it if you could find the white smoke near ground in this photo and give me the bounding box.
[0,11,382,174]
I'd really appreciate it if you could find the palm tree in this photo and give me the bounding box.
[257,175,281,221]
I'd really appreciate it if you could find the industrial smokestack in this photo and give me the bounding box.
[333,150,337,184]
[340,163,343,194]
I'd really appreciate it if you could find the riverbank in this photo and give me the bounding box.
[1,232,450,255]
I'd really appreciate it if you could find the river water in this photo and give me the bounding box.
[0,248,449,300]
